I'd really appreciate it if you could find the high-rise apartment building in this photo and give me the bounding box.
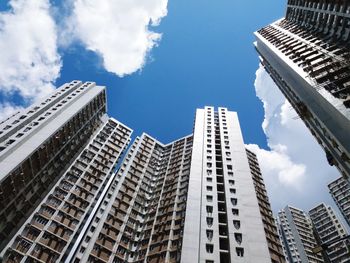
[246,149,286,263]
[0,80,110,251]
[67,133,193,263]
[1,117,132,262]
[309,203,350,263]
[0,101,280,262]
[0,81,132,262]
[328,176,350,227]
[254,0,350,180]
[68,107,274,263]
[278,206,323,263]
[181,107,271,262]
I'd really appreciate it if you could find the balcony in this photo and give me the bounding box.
[30,215,49,230]
[39,232,67,253]
[96,235,115,251]
[54,212,78,230]
[2,250,24,263]
[39,205,55,219]
[47,222,73,241]
[30,244,60,263]
[11,237,32,254]
[91,245,111,262]
[21,225,40,241]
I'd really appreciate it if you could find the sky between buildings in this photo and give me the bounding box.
[0,0,344,218]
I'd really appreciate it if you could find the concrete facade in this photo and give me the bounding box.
[254,0,350,181]
[246,149,286,263]
[309,203,350,263]
[70,107,272,263]
[0,100,277,262]
[278,206,323,263]
[0,81,109,251]
[328,177,350,228]
[69,133,193,263]
[181,107,271,263]
[0,115,132,262]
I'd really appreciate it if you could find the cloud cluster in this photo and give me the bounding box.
[0,102,24,123]
[0,0,61,102]
[248,64,338,212]
[66,0,168,76]
[0,0,168,121]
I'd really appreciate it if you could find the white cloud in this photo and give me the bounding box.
[246,144,306,190]
[0,0,61,102]
[0,0,168,122]
[0,103,24,123]
[65,0,168,76]
[249,64,338,212]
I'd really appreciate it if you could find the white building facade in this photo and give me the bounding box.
[254,0,350,181]
[0,81,111,251]
[278,206,323,263]
[0,101,277,263]
[309,203,350,263]
[181,107,271,263]
[328,177,350,228]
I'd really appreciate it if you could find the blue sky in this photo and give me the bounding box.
[56,0,284,147]
[0,0,344,218]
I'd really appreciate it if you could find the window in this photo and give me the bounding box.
[207,163,212,168]
[207,170,212,175]
[206,195,213,202]
[207,186,213,191]
[229,180,235,186]
[6,139,15,146]
[230,188,236,194]
[206,217,213,227]
[235,233,242,244]
[231,198,237,206]
[227,165,233,170]
[206,177,212,182]
[206,206,213,214]
[206,244,214,253]
[236,247,244,257]
[35,216,48,225]
[233,220,240,230]
[232,209,239,215]
[206,230,213,241]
